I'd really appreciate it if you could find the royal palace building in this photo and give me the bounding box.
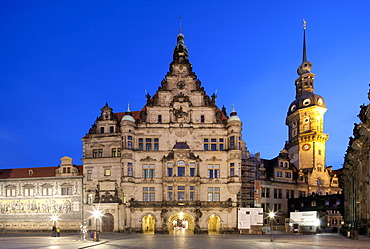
[82,32,245,234]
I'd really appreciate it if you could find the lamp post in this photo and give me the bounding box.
[92,209,103,242]
[268,212,275,242]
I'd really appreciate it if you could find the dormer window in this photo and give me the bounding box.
[29,170,33,176]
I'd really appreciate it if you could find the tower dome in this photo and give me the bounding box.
[228,104,241,123]
[121,103,135,123]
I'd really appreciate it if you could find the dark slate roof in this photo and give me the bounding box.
[0,165,83,179]
[173,142,190,150]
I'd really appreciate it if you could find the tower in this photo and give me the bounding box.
[285,21,328,171]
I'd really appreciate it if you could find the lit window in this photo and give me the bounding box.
[104,169,111,176]
[87,194,93,204]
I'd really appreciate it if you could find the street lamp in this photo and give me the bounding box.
[268,212,276,242]
[92,208,103,242]
[50,214,60,237]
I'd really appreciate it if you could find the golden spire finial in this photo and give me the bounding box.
[179,16,182,33]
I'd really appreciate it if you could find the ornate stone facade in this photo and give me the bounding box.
[82,32,245,233]
[342,88,370,236]
[0,157,83,232]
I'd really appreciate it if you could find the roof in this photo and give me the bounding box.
[173,142,190,149]
[0,165,83,179]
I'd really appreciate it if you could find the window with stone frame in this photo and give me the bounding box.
[189,162,196,177]
[127,162,133,176]
[24,185,35,196]
[167,162,173,177]
[230,163,235,177]
[167,186,173,201]
[111,147,121,157]
[61,185,72,195]
[177,161,186,177]
[207,187,220,201]
[87,170,92,181]
[190,186,196,201]
[142,164,155,178]
[177,186,186,201]
[143,187,155,201]
[208,164,220,178]
[42,184,53,196]
[6,186,16,197]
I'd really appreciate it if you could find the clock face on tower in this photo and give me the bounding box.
[302,144,311,151]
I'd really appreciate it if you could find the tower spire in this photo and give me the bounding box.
[179,16,182,33]
[302,19,307,63]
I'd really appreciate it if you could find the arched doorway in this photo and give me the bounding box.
[102,213,114,232]
[168,212,194,234]
[208,215,220,234]
[142,215,155,234]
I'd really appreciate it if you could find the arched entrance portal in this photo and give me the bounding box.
[142,215,155,234]
[208,215,220,234]
[168,212,194,234]
[102,213,114,232]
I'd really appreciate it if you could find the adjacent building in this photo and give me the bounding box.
[0,157,83,232]
[342,88,370,236]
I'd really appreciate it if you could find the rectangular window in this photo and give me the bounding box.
[127,136,133,149]
[266,188,270,198]
[207,187,220,201]
[143,165,149,178]
[87,170,92,181]
[110,126,114,133]
[24,188,34,196]
[6,188,16,197]
[219,144,224,151]
[87,194,93,205]
[285,172,291,178]
[291,190,294,198]
[204,144,209,151]
[98,149,103,158]
[139,138,144,151]
[276,171,282,177]
[168,186,173,201]
[167,162,173,177]
[274,189,278,199]
[158,115,162,123]
[127,162,133,176]
[111,148,117,157]
[286,190,290,199]
[189,162,196,177]
[42,187,53,196]
[143,187,155,201]
[100,127,104,134]
[149,165,155,178]
[201,115,205,123]
[190,186,195,201]
[230,163,235,177]
[178,166,185,177]
[261,187,266,198]
[104,169,111,176]
[178,186,185,201]
[230,136,235,149]
[61,187,72,195]
[278,189,282,199]
[93,149,98,158]
[208,164,220,178]
[146,143,152,151]
[154,138,159,151]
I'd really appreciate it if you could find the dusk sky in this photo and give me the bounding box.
[1,1,369,170]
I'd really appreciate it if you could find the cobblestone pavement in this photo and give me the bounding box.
[91,233,370,249]
[0,233,369,249]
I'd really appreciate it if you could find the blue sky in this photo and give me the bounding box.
[0,0,369,169]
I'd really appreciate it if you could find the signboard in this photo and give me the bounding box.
[290,211,319,226]
[238,208,263,229]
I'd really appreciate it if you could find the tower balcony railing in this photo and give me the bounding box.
[128,200,233,208]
